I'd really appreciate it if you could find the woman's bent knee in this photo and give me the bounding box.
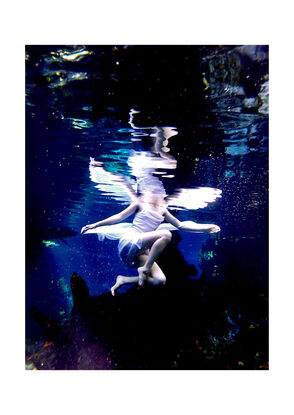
[160,275,166,285]
[161,230,172,242]
[155,275,166,286]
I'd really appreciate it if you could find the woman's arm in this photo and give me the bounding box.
[81,201,139,233]
[164,210,220,233]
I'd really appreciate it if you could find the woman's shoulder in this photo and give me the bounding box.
[162,207,169,216]
[130,200,140,210]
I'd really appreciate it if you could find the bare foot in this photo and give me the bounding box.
[138,267,149,287]
[110,275,124,296]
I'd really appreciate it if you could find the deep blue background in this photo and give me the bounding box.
[26,45,268,337]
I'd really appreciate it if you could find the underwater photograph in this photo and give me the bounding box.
[25,45,269,370]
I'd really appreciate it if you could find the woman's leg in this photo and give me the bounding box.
[137,230,172,285]
[110,275,139,296]
[135,254,167,287]
[111,253,167,295]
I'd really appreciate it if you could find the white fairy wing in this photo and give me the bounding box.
[89,158,137,204]
[166,187,222,210]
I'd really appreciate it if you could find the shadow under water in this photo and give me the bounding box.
[26,233,268,370]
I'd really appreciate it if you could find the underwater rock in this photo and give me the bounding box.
[156,232,199,284]
[200,45,268,113]
[65,271,268,370]
[26,45,268,126]
[70,272,90,312]
[28,268,268,369]
[224,85,246,96]
[62,235,215,369]
[243,97,259,108]
[258,75,269,115]
[30,307,61,341]
[234,45,268,63]
[28,304,114,370]
[27,233,268,370]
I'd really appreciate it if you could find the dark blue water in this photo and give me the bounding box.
[26,45,268,337]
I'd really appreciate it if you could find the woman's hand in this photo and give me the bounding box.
[208,225,221,233]
[81,223,98,234]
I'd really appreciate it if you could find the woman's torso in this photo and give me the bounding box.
[118,195,167,250]
[131,208,165,233]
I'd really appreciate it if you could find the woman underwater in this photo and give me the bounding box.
[81,192,220,296]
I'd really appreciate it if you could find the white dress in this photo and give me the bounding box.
[84,209,175,267]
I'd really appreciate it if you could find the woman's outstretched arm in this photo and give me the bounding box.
[81,201,139,233]
[164,210,220,233]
